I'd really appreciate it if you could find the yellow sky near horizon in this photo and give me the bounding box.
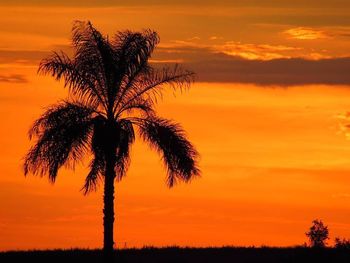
[1,1,350,250]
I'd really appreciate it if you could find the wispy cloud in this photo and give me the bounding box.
[335,112,350,140]
[162,39,331,61]
[215,41,302,60]
[336,27,350,37]
[0,49,50,65]
[284,27,330,40]
[209,36,223,40]
[149,59,184,63]
[0,74,27,83]
[187,36,201,41]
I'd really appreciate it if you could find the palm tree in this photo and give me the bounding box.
[24,21,200,258]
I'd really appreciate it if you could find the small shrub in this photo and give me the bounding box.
[305,219,329,248]
[335,238,350,249]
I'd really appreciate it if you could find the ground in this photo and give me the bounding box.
[1,247,350,263]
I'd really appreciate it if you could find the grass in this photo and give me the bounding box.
[1,247,350,262]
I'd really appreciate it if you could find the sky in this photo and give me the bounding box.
[1,0,350,250]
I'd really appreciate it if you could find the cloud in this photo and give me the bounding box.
[153,45,350,86]
[190,57,350,86]
[2,0,350,8]
[329,27,350,38]
[161,39,330,61]
[284,27,330,40]
[0,49,50,65]
[187,36,201,41]
[2,44,349,87]
[335,112,350,140]
[215,41,302,60]
[0,74,27,83]
[189,56,350,86]
[209,36,224,41]
[149,59,184,63]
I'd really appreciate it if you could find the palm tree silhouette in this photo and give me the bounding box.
[24,21,200,258]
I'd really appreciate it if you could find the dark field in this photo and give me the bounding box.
[1,247,350,263]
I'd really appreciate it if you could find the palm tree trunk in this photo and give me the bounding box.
[103,155,115,260]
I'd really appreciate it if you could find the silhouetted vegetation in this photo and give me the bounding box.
[23,20,199,260]
[1,247,350,263]
[305,219,329,248]
[335,238,350,249]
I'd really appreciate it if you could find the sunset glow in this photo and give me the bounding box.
[1,1,350,251]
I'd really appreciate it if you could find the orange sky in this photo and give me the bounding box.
[1,1,350,250]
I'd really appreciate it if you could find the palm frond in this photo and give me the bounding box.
[113,30,159,113]
[113,29,159,78]
[72,21,123,111]
[115,119,135,180]
[136,116,200,187]
[116,97,155,118]
[24,101,95,182]
[38,51,107,110]
[81,156,105,195]
[116,65,194,116]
